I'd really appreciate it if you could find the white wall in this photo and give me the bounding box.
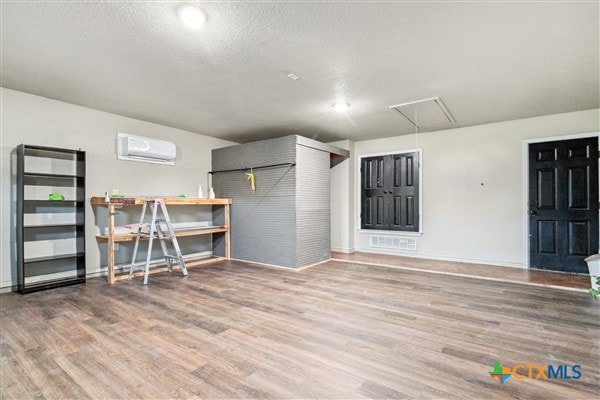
[0,88,234,289]
[330,140,355,253]
[349,109,600,267]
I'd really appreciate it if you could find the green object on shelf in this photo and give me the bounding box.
[178,194,186,198]
[110,194,125,198]
[48,193,64,201]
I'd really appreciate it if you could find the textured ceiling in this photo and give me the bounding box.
[2,2,598,143]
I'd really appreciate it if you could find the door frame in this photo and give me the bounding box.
[522,132,600,269]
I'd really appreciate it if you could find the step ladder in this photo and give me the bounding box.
[128,199,188,284]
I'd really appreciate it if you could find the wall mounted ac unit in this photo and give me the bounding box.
[117,132,176,165]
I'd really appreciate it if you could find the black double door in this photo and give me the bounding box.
[361,152,419,232]
[529,137,598,273]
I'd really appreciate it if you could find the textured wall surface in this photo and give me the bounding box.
[329,140,355,253]
[212,135,334,268]
[212,136,298,267]
[296,143,331,266]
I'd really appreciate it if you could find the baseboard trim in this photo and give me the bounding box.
[331,247,355,254]
[354,248,523,269]
[230,257,330,272]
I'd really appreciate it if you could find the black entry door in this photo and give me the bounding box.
[529,137,598,273]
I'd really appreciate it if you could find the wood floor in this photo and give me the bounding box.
[1,259,599,399]
[331,252,592,290]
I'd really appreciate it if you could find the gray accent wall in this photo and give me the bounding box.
[296,143,331,267]
[212,135,347,268]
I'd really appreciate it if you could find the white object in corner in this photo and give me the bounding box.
[117,132,176,165]
[585,254,600,289]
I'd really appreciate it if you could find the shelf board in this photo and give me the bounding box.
[21,277,86,294]
[24,252,85,264]
[24,223,84,229]
[23,145,81,155]
[96,226,228,243]
[90,196,232,206]
[24,200,83,205]
[24,172,83,179]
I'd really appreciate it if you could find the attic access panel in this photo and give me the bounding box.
[390,97,455,129]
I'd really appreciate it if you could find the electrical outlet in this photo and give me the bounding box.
[114,243,120,251]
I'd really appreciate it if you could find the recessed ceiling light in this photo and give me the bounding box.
[177,4,206,30]
[333,102,349,112]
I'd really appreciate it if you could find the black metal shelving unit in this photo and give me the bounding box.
[16,144,86,294]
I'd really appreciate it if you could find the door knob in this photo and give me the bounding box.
[529,210,537,215]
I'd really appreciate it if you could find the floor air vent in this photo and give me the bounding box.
[370,235,417,251]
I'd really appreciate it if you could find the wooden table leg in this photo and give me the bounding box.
[108,203,115,284]
[225,203,231,259]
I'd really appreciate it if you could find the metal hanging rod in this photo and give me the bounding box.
[209,162,296,175]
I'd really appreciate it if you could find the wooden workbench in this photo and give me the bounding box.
[91,197,232,283]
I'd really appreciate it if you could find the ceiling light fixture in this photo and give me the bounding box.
[177,4,206,30]
[333,102,349,113]
[287,73,301,81]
